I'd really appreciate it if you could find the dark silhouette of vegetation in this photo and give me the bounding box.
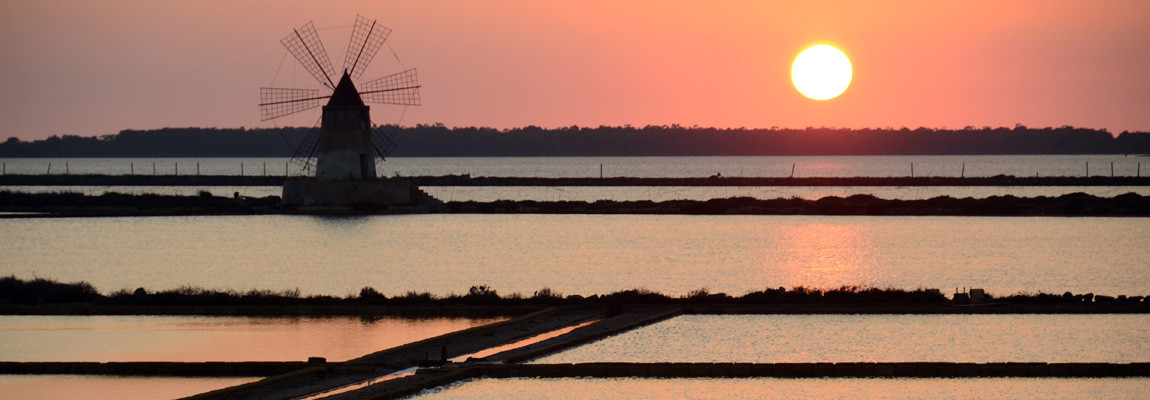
[0,276,101,304]
[2,125,1148,157]
[1,277,1144,309]
[2,191,1147,217]
[444,192,1150,216]
[0,190,280,215]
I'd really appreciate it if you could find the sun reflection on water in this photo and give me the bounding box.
[769,223,878,289]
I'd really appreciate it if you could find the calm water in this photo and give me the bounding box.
[0,375,260,400]
[1,214,1145,296]
[408,377,1150,400]
[535,315,1150,364]
[0,315,504,362]
[2,155,1147,178]
[4,155,1145,200]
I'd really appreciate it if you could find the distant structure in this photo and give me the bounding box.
[259,16,427,207]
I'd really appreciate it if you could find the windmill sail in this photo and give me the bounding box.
[281,21,337,89]
[344,15,392,79]
[359,68,421,105]
[371,125,400,160]
[258,88,327,121]
[289,123,322,171]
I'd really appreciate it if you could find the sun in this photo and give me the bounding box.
[791,44,852,100]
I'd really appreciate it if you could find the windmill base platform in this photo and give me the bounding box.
[282,178,436,207]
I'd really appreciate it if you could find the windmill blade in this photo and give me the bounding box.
[359,68,421,106]
[371,125,400,160]
[280,21,337,89]
[259,88,329,121]
[289,121,322,172]
[343,15,392,79]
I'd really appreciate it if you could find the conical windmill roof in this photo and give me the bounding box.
[327,72,365,107]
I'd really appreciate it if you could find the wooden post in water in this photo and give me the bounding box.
[2,162,5,175]
[1085,161,1089,177]
[600,163,603,179]
[1139,162,1141,177]
[130,162,134,175]
[790,163,796,178]
[285,162,289,177]
[65,162,69,175]
[196,162,200,176]
[961,163,965,178]
[152,162,156,176]
[46,163,51,175]
[1111,162,1114,177]
[240,162,244,176]
[911,162,914,178]
[263,162,267,176]
[175,162,178,176]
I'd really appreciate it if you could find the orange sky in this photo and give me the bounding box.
[1,0,1147,141]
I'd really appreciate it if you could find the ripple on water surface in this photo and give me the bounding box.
[408,377,1150,400]
[0,315,506,362]
[534,314,1150,363]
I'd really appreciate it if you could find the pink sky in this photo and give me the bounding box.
[1,0,1148,141]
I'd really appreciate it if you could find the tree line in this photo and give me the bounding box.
[2,124,1148,157]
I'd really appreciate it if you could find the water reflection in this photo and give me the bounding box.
[535,314,1150,363]
[0,315,505,362]
[408,377,1150,400]
[0,375,260,400]
[770,223,877,289]
[1,215,1146,296]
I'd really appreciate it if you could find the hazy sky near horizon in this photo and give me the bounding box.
[1,0,1148,141]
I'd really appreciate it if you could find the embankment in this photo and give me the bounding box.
[2,190,1149,216]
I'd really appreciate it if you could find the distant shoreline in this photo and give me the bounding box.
[3,125,1147,157]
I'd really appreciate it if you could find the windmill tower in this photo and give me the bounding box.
[261,17,427,206]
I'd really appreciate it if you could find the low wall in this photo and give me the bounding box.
[282,179,412,206]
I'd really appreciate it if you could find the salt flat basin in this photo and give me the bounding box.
[2,214,1147,297]
[0,375,260,400]
[407,377,1149,400]
[0,315,506,362]
[533,314,1150,364]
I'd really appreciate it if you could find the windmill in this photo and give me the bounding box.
[260,15,420,180]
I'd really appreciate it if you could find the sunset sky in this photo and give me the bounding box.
[2,0,1148,141]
